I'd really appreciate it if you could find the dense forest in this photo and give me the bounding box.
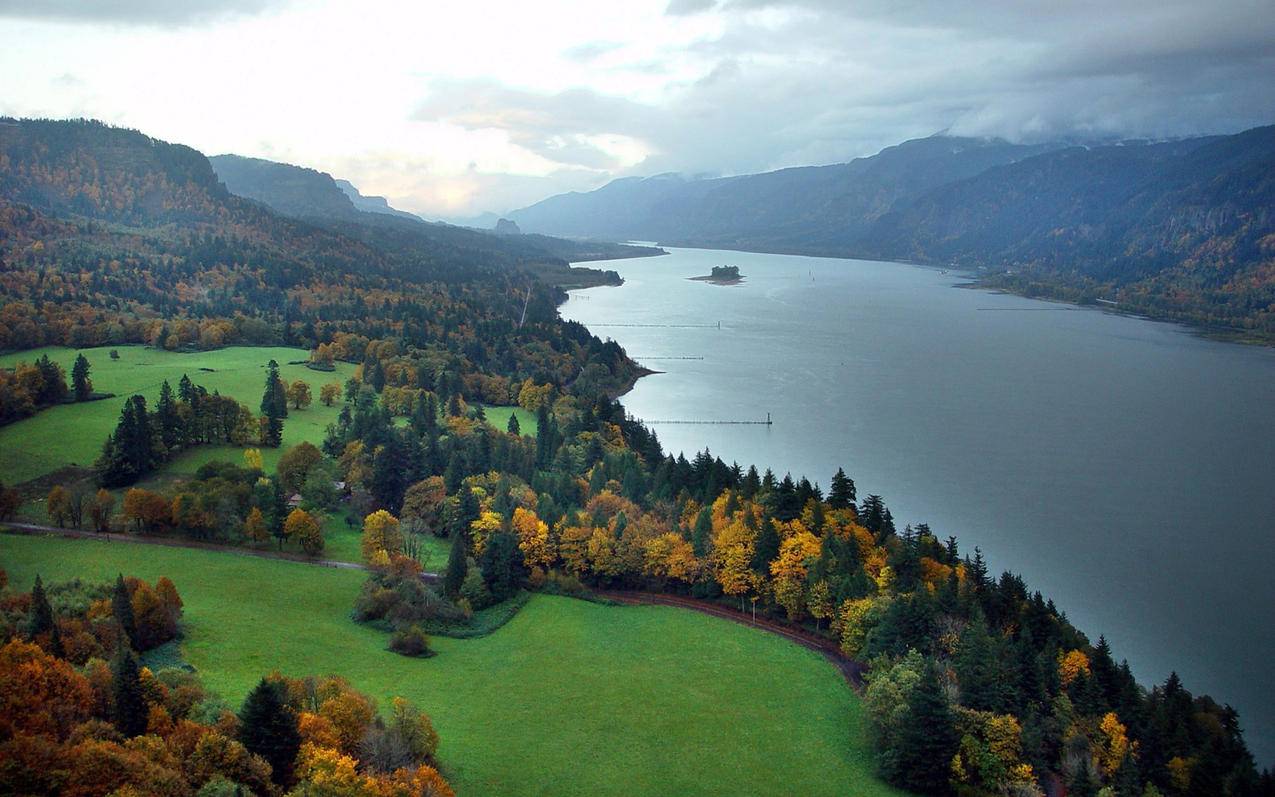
[2,118,1273,796]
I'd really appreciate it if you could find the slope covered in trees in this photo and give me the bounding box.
[510,126,1275,338]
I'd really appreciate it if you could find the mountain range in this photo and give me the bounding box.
[509,128,1275,338]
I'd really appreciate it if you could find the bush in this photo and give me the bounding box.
[387,625,434,658]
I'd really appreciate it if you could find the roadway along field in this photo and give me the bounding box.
[0,533,906,797]
[0,345,356,485]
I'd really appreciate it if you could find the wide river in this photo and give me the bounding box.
[561,246,1275,764]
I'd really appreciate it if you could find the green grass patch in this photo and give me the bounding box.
[0,345,355,485]
[0,534,904,797]
[477,404,537,438]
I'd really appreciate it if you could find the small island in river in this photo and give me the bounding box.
[690,264,744,285]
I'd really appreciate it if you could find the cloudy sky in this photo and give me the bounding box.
[2,0,1272,219]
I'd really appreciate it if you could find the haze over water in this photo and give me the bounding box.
[562,246,1275,764]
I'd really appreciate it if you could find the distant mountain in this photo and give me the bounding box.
[511,127,1275,339]
[333,178,422,221]
[208,151,661,285]
[509,136,1066,251]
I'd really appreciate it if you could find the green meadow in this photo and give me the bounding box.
[0,533,905,797]
[0,345,355,485]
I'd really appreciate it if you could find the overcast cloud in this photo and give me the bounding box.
[1,0,1271,218]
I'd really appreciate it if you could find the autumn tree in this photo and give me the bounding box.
[361,510,403,564]
[287,379,312,410]
[47,484,70,527]
[277,441,323,495]
[243,447,264,471]
[90,488,115,533]
[242,506,269,545]
[286,508,324,556]
[320,382,341,406]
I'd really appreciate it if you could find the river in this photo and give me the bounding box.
[561,246,1275,764]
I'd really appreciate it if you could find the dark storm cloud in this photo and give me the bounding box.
[0,0,286,26]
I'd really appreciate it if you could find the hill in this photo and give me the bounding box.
[334,177,423,221]
[0,118,646,398]
[508,136,1063,250]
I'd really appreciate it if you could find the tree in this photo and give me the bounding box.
[890,659,959,794]
[242,506,269,545]
[239,678,301,787]
[27,574,53,639]
[112,574,138,650]
[442,535,468,597]
[362,510,403,564]
[47,485,70,527]
[277,441,323,495]
[287,379,312,410]
[71,353,92,401]
[478,531,526,601]
[506,412,521,436]
[89,488,115,533]
[260,360,287,447]
[829,467,856,510]
[320,382,341,406]
[111,646,148,738]
[0,481,20,521]
[285,508,324,556]
[243,448,264,471]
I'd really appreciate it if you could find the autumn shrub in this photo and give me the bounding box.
[387,625,434,658]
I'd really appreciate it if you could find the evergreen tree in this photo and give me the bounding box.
[71,353,92,401]
[443,534,468,597]
[112,573,138,649]
[155,380,181,451]
[478,531,526,601]
[890,659,958,794]
[828,467,856,510]
[260,360,287,447]
[691,507,713,557]
[506,412,521,436]
[955,612,1005,712]
[111,646,148,737]
[239,678,301,787]
[27,574,53,639]
[49,618,66,659]
[752,517,780,574]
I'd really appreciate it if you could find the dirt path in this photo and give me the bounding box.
[0,521,367,570]
[599,590,867,688]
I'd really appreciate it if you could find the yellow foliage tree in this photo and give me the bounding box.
[242,506,269,545]
[285,508,324,556]
[361,510,403,564]
[1058,649,1092,686]
[1098,711,1133,778]
[512,507,553,570]
[242,448,263,472]
[468,510,504,556]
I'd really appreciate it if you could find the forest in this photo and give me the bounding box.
[1,117,1273,796]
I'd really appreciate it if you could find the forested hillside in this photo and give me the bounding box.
[510,127,1275,339]
[0,118,644,398]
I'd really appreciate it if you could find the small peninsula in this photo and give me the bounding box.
[690,264,744,285]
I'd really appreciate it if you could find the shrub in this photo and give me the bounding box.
[387,625,433,658]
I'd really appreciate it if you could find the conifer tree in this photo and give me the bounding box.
[111,646,148,737]
[443,534,468,597]
[112,573,138,649]
[239,678,301,786]
[828,467,856,510]
[752,517,780,574]
[506,412,520,436]
[27,574,53,639]
[890,659,958,794]
[71,353,92,401]
[691,507,713,557]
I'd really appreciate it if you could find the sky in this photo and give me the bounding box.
[2,0,1273,220]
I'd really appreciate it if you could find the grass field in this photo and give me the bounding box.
[0,533,905,797]
[0,345,355,485]
[477,404,537,439]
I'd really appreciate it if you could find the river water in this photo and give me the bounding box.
[561,246,1275,764]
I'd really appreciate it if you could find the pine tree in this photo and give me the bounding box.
[49,618,66,659]
[752,517,780,574]
[828,467,856,510]
[890,659,958,794]
[111,646,148,737]
[71,353,92,401]
[506,412,521,436]
[443,535,468,597]
[155,380,181,450]
[27,574,54,639]
[691,507,713,557]
[239,678,301,787]
[112,573,138,649]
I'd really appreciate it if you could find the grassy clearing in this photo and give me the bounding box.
[0,534,904,797]
[477,404,537,439]
[0,345,355,485]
